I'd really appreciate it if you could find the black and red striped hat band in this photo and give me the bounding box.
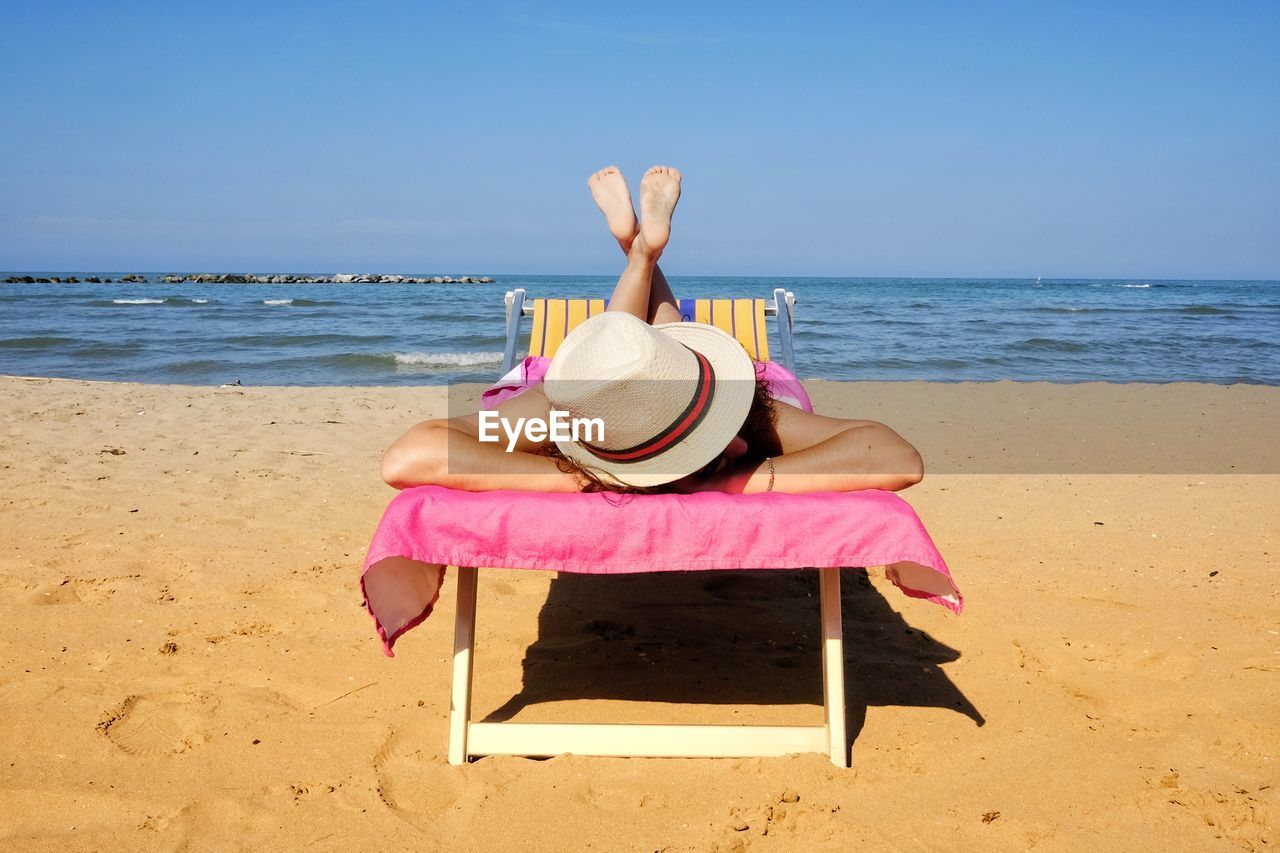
[580,347,717,464]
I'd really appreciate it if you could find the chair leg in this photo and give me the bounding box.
[450,566,849,767]
[448,566,479,765]
[819,567,849,768]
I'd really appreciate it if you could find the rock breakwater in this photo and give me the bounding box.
[3,273,496,285]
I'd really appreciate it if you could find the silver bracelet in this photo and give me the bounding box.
[764,456,775,492]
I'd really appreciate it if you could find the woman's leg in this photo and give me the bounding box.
[606,233,661,318]
[590,165,683,324]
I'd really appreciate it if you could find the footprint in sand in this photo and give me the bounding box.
[96,692,212,755]
[373,730,437,821]
[95,685,297,757]
[372,728,473,821]
[26,579,82,606]
[26,574,144,605]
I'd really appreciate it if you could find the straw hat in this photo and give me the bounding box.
[543,312,756,487]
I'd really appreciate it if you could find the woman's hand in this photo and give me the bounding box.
[669,457,765,495]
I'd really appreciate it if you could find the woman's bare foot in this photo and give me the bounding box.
[638,165,681,256]
[587,166,638,247]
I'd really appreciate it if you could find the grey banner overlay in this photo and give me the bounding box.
[445,380,1280,475]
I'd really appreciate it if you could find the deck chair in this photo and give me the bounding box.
[500,287,798,373]
[447,288,858,767]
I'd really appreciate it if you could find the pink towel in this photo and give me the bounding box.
[361,486,962,656]
[482,356,814,413]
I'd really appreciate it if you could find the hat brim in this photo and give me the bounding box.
[553,322,758,488]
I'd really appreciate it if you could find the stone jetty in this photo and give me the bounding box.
[3,273,496,285]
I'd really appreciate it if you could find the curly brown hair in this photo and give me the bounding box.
[548,365,781,495]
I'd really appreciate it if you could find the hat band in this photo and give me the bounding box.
[581,347,716,464]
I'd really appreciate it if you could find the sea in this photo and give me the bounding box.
[1,275,1278,386]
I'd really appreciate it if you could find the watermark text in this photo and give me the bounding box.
[478,409,605,452]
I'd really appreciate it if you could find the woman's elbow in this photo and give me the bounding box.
[853,423,923,491]
[381,420,449,489]
[891,444,925,490]
[380,446,416,490]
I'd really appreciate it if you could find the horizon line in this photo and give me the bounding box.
[3,270,1279,284]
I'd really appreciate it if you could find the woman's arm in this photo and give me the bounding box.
[380,388,582,492]
[689,402,924,494]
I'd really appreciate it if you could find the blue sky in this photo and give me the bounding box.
[1,1,1277,278]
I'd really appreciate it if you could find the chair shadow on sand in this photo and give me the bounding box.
[481,568,984,745]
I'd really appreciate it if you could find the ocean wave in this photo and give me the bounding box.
[261,298,337,307]
[299,351,506,372]
[841,356,976,370]
[1008,337,1090,353]
[1029,304,1239,317]
[225,333,398,346]
[0,335,76,349]
[390,351,504,367]
[416,312,495,323]
[73,341,146,356]
[1118,283,1151,288]
[1189,335,1278,349]
[98,296,211,306]
[166,358,231,374]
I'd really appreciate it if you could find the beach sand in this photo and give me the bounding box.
[1,375,1276,851]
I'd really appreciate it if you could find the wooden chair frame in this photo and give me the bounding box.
[448,565,848,767]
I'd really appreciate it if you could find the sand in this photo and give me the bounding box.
[0,374,1276,851]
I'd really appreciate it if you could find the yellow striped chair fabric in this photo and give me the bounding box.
[527,298,771,362]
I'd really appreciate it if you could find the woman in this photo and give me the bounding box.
[381,166,923,495]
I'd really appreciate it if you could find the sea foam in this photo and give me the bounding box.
[260,298,336,307]
[390,351,504,367]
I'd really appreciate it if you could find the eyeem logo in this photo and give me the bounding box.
[478,409,605,452]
